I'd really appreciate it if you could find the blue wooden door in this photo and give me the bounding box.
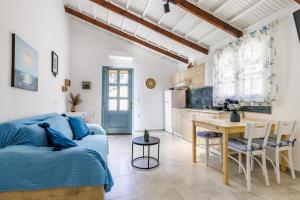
[102,67,133,134]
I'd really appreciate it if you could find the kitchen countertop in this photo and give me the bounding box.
[172,107,226,114]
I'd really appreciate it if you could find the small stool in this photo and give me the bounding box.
[196,131,222,165]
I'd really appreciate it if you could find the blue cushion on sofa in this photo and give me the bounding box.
[16,124,49,147]
[44,115,74,140]
[68,116,89,140]
[39,123,77,151]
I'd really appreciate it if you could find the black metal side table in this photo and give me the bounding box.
[131,136,160,170]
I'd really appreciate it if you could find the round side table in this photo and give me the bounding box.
[131,136,160,170]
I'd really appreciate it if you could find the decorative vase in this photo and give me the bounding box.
[230,111,240,122]
[144,130,150,142]
[71,107,76,112]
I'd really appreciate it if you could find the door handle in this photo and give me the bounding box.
[129,101,133,110]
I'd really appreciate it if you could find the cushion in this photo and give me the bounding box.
[68,116,89,140]
[255,137,290,147]
[196,131,222,138]
[39,123,77,151]
[16,124,49,147]
[87,124,106,135]
[228,138,262,152]
[44,115,74,140]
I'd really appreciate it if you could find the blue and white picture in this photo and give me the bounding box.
[12,34,38,91]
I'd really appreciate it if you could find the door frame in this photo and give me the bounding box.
[101,66,134,135]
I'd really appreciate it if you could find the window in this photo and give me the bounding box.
[213,23,278,106]
[107,69,130,111]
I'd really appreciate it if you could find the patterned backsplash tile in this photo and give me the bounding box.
[187,86,271,114]
[188,86,213,109]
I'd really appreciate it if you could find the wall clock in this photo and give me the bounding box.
[146,78,156,89]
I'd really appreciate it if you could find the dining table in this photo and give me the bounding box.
[192,118,288,185]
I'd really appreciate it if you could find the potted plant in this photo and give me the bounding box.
[69,92,82,112]
[144,129,150,142]
[228,102,241,122]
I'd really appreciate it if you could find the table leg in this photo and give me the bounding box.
[192,121,197,163]
[281,150,288,172]
[143,146,145,158]
[280,135,288,172]
[223,129,229,185]
[158,143,160,165]
[131,143,134,165]
[148,145,150,169]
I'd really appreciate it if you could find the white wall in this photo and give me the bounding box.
[197,6,300,169]
[69,18,181,131]
[0,0,70,122]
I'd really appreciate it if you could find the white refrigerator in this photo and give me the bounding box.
[164,90,186,133]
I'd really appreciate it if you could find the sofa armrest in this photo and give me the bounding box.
[86,124,106,135]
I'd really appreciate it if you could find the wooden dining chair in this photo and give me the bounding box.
[228,122,272,192]
[265,121,297,184]
[196,131,222,166]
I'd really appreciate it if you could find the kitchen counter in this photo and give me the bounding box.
[172,107,226,114]
[171,107,230,142]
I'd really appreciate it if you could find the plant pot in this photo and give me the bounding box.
[71,107,76,112]
[144,134,149,142]
[230,111,240,122]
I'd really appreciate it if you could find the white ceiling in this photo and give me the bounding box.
[64,0,295,62]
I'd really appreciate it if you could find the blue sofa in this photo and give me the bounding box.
[0,113,113,193]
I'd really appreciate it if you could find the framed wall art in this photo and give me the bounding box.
[11,33,39,91]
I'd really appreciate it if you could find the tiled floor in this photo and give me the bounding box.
[105,131,300,200]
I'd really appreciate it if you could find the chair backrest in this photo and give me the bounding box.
[274,121,296,144]
[84,111,95,122]
[244,122,272,149]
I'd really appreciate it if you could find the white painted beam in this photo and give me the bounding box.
[172,14,189,31]
[185,21,204,37]
[76,0,82,12]
[146,31,153,42]
[142,0,152,18]
[92,2,97,19]
[121,17,126,31]
[196,0,205,5]
[214,0,231,14]
[197,29,218,43]
[126,0,131,9]
[121,0,131,31]
[134,24,139,36]
[107,11,110,25]
[158,13,166,24]
[229,0,266,22]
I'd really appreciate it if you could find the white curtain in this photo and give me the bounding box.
[213,23,278,106]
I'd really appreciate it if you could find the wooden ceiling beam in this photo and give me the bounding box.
[90,0,209,54]
[170,0,243,38]
[65,6,189,63]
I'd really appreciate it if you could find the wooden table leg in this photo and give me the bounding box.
[280,135,288,172]
[280,150,288,172]
[223,129,229,185]
[192,121,196,163]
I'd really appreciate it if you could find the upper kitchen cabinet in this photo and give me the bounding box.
[171,64,205,89]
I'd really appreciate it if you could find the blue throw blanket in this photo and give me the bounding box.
[0,113,113,192]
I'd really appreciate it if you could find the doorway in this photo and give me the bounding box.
[102,67,133,134]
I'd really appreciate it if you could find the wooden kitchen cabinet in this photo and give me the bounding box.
[172,108,182,136]
[181,110,193,141]
[172,108,230,142]
[191,64,205,88]
[171,63,205,88]
[171,73,180,87]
